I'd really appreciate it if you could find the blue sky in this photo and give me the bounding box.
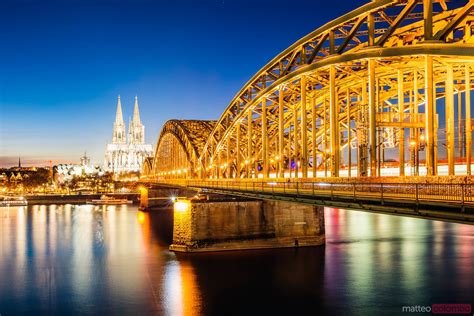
[0,0,367,167]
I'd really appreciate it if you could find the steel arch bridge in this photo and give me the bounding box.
[146,0,474,182]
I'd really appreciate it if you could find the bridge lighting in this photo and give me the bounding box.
[177,170,181,174]
[170,196,177,202]
[174,200,191,213]
[147,1,474,181]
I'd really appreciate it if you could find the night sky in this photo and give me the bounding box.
[0,0,368,167]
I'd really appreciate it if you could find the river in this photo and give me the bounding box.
[0,204,473,315]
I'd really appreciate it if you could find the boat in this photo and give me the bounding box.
[87,195,133,205]
[0,196,28,207]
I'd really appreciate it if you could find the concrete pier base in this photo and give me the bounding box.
[170,199,325,252]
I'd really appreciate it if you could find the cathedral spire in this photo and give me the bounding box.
[132,95,141,125]
[112,95,126,144]
[115,95,124,124]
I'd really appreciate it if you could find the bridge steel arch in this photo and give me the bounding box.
[151,0,474,181]
[150,120,215,178]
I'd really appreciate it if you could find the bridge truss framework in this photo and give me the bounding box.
[147,0,474,181]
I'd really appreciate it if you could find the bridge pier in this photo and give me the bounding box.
[139,186,148,210]
[170,199,325,252]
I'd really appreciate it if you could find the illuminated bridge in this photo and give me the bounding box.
[142,0,474,236]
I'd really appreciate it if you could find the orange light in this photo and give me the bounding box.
[137,211,146,224]
[174,200,191,213]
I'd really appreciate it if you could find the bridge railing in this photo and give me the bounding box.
[151,179,472,208]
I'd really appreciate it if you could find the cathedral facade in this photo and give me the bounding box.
[104,96,153,174]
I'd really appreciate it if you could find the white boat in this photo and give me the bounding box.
[87,195,133,205]
[0,196,28,207]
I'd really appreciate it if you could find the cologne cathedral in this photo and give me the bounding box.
[104,96,153,174]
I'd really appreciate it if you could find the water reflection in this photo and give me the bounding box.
[0,205,473,315]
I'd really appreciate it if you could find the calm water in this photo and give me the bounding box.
[0,204,473,315]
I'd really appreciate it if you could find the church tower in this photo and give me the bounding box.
[104,95,152,174]
[112,95,126,144]
[128,95,145,144]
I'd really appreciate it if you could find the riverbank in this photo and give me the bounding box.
[24,193,139,205]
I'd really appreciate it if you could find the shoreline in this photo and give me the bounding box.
[23,193,140,205]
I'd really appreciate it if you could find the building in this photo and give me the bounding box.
[55,152,104,184]
[80,151,90,167]
[104,96,153,174]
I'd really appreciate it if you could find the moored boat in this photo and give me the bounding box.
[0,196,28,207]
[87,195,133,205]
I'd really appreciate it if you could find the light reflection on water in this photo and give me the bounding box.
[0,205,473,315]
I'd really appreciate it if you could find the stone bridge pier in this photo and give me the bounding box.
[170,198,325,252]
[140,186,325,252]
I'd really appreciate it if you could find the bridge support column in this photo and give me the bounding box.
[446,64,455,176]
[301,75,308,178]
[312,97,317,178]
[358,79,369,177]
[278,86,285,178]
[425,55,437,176]
[466,65,472,175]
[398,69,405,176]
[293,99,299,178]
[247,110,253,178]
[262,99,269,178]
[368,59,377,177]
[329,65,340,177]
[170,199,325,252]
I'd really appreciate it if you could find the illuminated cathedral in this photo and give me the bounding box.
[104,96,153,174]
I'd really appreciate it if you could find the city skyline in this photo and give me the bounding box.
[0,0,367,167]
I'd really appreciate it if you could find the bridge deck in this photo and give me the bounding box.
[144,180,474,225]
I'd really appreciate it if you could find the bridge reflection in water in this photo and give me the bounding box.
[0,205,473,314]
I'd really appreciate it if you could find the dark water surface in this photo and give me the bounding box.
[0,204,473,315]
